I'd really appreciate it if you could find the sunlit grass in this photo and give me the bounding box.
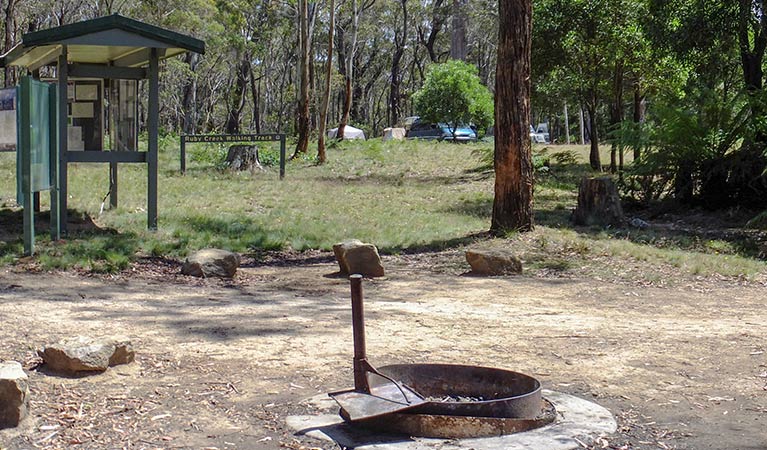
[0,140,764,280]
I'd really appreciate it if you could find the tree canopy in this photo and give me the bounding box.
[412,59,493,135]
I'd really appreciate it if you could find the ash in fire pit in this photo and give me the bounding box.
[329,276,555,439]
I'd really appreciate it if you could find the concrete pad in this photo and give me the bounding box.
[286,390,616,449]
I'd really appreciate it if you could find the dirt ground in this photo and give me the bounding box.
[0,252,765,450]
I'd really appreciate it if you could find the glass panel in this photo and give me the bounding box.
[110,79,138,151]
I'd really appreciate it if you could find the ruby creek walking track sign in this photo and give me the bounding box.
[180,133,287,179]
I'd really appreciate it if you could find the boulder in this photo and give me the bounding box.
[0,361,28,428]
[333,240,385,277]
[37,336,135,375]
[182,248,241,278]
[466,249,523,275]
[382,127,406,141]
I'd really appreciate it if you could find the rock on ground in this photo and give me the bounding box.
[465,249,523,275]
[0,361,29,428]
[37,336,135,375]
[182,248,241,278]
[332,240,385,277]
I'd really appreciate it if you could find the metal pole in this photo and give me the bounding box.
[350,274,369,393]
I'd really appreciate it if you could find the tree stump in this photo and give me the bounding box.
[572,176,624,226]
[225,145,263,172]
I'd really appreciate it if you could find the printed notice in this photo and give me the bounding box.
[75,84,98,101]
[71,102,94,118]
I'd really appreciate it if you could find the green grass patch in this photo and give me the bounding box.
[0,139,764,280]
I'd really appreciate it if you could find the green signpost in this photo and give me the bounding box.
[16,76,59,255]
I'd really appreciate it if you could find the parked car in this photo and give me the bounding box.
[535,123,551,143]
[530,125,548,144]
[406,119,477,142]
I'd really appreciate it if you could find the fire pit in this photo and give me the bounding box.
[330,275,555,438]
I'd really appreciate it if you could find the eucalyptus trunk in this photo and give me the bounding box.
[294,0,311,157]
[491,0,533,234]
[317,0,336,163]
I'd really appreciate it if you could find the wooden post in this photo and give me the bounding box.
[180,135,186,174]
[19,79,34,255]
[109,161,118,208]
[49,81,60,241]
[57,47,68,234]
[279,134,286,180]
[147,48,159,230]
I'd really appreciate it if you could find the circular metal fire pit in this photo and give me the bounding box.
[355,363,555,438]
[330,277,555,439]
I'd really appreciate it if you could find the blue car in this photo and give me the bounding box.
[406,119,477,142]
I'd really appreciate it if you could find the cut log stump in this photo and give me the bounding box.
[572,176,624,226]
[225,145,264,172]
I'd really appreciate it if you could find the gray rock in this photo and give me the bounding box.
[181,248,241,278]
[332,240,385,277]
[466,249,523,275]
[629,217,650,229]
[0,361,29,428]
[38,336,135,374]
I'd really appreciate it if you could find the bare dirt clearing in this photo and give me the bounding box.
[1,254,766,450]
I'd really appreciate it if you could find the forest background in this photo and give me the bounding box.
[2,0,767,213]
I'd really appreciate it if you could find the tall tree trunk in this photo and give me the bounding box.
[609,61,624,173]
[225,54,250,134]
[579,106,585,145]
[250,66,261,134]
[450,0,467,60]
[294,0,311,157]
[317,0,336,163]
[338,0,359,140]
[587,103,601,171]
[4,0,17,87]
[182,52,199,134]
[388,0,408,128]
[422,0,446,63]
[632,80,645,161]
[491,0,533,234]
[564,101,570,145]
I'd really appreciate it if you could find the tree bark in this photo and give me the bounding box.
[225,54,249,134]
[587,103,601,171]
[420,0,446,63]
[388,0,408,127]
[491,0,533,234]
[317,0,336,164]
[450,0,467,61]
[294,0,311,157]
[338,0,359,140]
[609,60,624,173]
[4,0,17,87]
[632,80,645,161]
[181,52,199,134]
[572,177,624,226]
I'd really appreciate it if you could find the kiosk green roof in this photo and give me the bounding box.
[0,14,205,70]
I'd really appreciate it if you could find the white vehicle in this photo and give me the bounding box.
[530,125,548,144]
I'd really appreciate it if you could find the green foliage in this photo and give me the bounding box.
[745,211,767,230]
[412,60,494,135]
[616,89,750,204]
